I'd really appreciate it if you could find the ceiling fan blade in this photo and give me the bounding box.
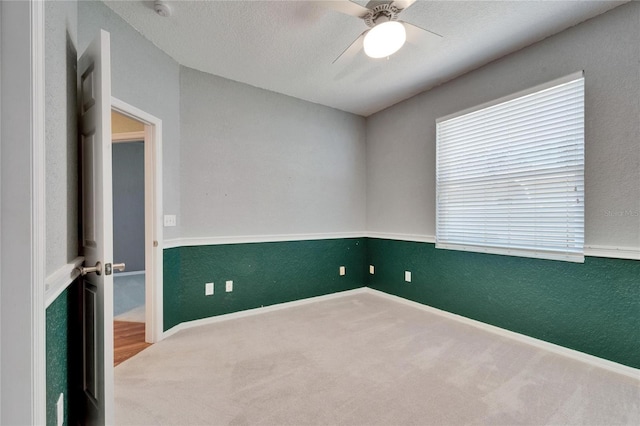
[391,0,418,11]
[402,21,443,43]
[332,31,367,64]
[326,1,371,18]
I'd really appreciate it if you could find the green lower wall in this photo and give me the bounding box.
[45,235,638,423]
[46,281,80,426]
[163,236,639,369]
[163,238,366,330]
[366,238,640,369]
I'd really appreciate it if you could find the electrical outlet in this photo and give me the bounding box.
[226,280,233,292]
[339,266,346,276]
[56,393,64,426]
[369,265,375,274]
[405,271,412,282]
[163,214,177,227]
[205,282,214,295]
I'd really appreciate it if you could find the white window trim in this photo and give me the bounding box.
[437,71,584,124]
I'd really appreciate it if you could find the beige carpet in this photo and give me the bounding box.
[115,292,640,425]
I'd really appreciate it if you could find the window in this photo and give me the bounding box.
[436,72,584,262]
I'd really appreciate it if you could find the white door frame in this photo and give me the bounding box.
[111,98,164,343]
[0,0,46,423]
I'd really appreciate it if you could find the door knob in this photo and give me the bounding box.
[76,261,102,276]
[113,263,126,272]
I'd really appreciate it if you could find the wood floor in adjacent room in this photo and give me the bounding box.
[114,291,640,425]
[114,321,152,366]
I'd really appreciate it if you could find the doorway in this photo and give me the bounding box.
[110,98,164,367]
[111,111,149,365]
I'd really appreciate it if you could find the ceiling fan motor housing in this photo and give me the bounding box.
[364,4,400,28]
[154,1,172,18]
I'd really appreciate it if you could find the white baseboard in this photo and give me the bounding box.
[585,244,639,260]
[45,256,84,308]
[162,287,368,339]
[363,288,640,381]
[161,285,639,380]
[163,232,366,249]
[366,233,639,261]
[366,232,436,243]
[163,232,639,261]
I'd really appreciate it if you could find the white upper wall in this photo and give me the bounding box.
[366,2,640,250]
[46,0,366,276]
[179,67,367,238]
[46,0,637,260]
[78,0,182,240]
[45,0,78,275]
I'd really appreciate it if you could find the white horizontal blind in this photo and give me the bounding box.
[436,74,585,262]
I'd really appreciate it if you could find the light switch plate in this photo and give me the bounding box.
[226,280,233,292]
[369,265,375,274]
[205,282,214,295]
[339,266,346,276]
[164,214,177,227]
[405,271,412,282]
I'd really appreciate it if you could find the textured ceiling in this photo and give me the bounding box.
[103,0,627,116]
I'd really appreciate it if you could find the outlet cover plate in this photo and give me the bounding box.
[164,214,177,227]
[369,265,375,274]
[205,282,214,295]
[339,266,346,276]
[226,280,233,292]
[405,271,412,282]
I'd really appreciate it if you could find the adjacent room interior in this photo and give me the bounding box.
[111,110,151,366]
[39,1,639,424]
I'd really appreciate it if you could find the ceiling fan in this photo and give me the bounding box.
[329,0,442,63]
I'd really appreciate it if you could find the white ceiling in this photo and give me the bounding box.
[103,0,627,116]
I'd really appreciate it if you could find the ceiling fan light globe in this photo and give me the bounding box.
[363,21,406,59]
